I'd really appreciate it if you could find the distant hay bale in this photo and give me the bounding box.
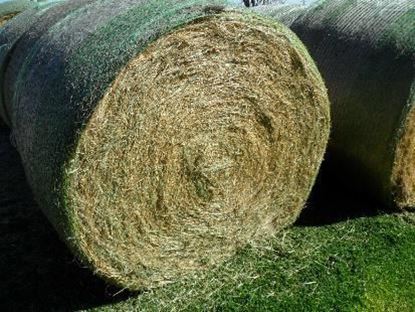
[0,0,330,290]
[256,0,415,209]
[0,0,34,127]
[0,0,56,26]
[0,0,63,128]
[0,0,32,22]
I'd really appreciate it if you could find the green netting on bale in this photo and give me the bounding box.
[257,0,415,209]
[1,0,330,289]
[253,3,307,25]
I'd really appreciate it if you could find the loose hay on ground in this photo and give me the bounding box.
[0,0,330,290]
[255,0,415,209]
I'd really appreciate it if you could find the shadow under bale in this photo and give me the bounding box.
[0,129,131,311]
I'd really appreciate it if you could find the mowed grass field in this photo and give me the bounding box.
[1,127,414,312]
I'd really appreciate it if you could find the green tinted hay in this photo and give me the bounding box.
[0,0,330,289]
[256,0,415,209]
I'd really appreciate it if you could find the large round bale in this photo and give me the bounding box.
[0,0,64,129]
[0,0,60,26]
[0,0,330,289]
[256,0,415,209]
[0,0,33,26]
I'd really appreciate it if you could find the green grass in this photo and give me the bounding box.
[91,213,415,312]
[1,127,414,311]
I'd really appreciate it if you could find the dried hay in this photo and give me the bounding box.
[1,0,330,289]
[0,13,17,27]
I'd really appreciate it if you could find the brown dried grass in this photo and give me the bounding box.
[0,12,17,27]
[392,102,415,209]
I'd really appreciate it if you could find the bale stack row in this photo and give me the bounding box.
[0,0,330,289]
[255,0,415,209]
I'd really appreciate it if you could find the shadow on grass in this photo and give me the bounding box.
[0,129,133,312]
[0,127,399,311]
[296,156,398,227]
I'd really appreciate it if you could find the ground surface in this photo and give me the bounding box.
[1,127,414,312]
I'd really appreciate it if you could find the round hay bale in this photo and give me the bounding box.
[0,0,32,26]
[0,0,64,129]
[0,0,61,26]
[1,0,330,289]
[256,0,415,209]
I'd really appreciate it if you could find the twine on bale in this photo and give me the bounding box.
[255,0,415,209]
[0,0,330,290]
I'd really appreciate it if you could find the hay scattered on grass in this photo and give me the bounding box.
[255,0,415,209]
[1,0,330,290]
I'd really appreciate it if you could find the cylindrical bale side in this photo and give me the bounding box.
[1,0,330,289]
[256,0,415,209]
[0,0,62,26]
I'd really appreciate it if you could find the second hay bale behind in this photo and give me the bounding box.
[255,0,415,209]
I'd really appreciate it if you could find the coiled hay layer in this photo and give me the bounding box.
[256,0,415,209]
[1,0,330,289]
